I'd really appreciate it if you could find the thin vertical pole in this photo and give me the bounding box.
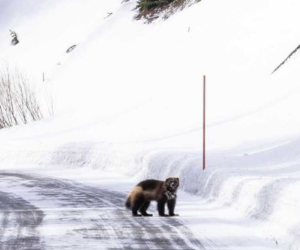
[203,75,206,170]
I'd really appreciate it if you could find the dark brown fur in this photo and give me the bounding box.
[125,177,179,217]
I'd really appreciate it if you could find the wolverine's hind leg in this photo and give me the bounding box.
[139,201,153,216]
[131,194,145,217]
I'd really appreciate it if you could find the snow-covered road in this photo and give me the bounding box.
[0,172,204,250]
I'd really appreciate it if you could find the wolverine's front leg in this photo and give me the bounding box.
[157,200,168,216]
[167,199,179,216]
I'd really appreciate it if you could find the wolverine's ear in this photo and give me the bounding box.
[176,178,179,182]
[166,178,170,182]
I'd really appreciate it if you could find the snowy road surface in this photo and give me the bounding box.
[0,172,204,250]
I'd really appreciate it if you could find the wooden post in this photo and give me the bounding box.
[203,75,206,170]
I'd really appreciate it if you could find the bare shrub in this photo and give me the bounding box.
[0,66,43,128]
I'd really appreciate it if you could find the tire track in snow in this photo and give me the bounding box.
[0,191,44,250]
[0,172,204,250]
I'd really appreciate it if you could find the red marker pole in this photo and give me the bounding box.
[203,75,206,170]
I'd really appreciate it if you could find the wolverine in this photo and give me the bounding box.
[125,177,179,217]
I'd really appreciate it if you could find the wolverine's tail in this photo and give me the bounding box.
[125,196,131,209]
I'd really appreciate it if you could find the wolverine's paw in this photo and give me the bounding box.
[142,213,153,217]
[132,211,142,217]
[169,213,179,217]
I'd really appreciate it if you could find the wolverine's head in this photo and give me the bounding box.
[165,177,179,192]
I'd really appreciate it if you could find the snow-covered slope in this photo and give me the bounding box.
[1,0,300,147]
[1,0,300,249]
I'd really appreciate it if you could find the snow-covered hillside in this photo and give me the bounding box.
[1,0,300,147]
[1,0,300,249]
